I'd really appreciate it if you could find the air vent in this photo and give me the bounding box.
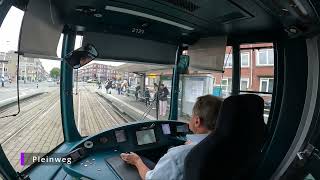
[161,0,199,12]
[215,12,247,23]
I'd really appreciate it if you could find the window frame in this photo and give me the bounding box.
[256,49,274,66]
[241,52,250,67]
[221,78,232,92]
[259,78,274,93]
[224,54,233,68]
[240,78,250,91]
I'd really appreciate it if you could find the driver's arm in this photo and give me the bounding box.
[120,152,149,180]
[121,150,180,180]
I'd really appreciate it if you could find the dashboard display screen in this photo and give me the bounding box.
[70,151,80,160]
[115,130,127,143]
[161,124,171,135]
[136,129,156,145]
[176,124,189,133]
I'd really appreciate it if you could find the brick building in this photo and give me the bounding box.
[212,43,274,99]
[78,63,112,82]
[77,63,134,82]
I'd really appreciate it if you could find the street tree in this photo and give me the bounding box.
[50,68,60,80]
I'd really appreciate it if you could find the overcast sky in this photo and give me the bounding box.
[0,7,124,73]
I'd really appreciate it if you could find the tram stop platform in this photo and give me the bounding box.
[96,90,188,122]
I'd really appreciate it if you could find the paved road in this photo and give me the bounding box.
[0,82,59,103]
[0,83,129,172]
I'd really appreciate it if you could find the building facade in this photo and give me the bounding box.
[212,43,274,100]
[77,63,135,82]
[0,51,47,82]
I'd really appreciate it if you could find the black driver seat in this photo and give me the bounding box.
[184,94,267,180]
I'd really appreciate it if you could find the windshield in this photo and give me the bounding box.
[0,7,66,171]
[73,61,174,136]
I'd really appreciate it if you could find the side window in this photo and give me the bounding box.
[0,7,64,171]
[177,46,233,121]
[240,43,274,124]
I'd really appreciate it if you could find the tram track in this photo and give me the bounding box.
[0,91,60,144]
[0,89,63,171]
[78,85,132,136]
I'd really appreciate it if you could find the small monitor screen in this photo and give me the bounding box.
[70,151,80,160]
[136,129,156,145]
[115,130,127,143]
[176,124,189,133]
[162,124,171,135]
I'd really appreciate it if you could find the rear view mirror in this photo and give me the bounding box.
[64,44,98,69]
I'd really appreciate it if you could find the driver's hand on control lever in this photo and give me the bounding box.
[120,152,142,166]
[120,152,150,180]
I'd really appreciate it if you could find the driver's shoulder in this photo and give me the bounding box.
[167,144,194,157]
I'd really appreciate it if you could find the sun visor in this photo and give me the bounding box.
[188,36,227,72]
[114,63,173,73]
[19,0,63,59]
[82,32,177,65]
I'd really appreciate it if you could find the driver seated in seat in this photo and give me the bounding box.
[120,95,223,180]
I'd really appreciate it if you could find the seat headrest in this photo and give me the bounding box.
[183,94,267,180]
[215,94,265,141]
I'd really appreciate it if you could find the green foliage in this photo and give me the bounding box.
[50,68,60,79]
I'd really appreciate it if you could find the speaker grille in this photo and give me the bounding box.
[161,0,199,12]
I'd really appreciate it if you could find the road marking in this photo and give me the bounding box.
[77,91,81,134]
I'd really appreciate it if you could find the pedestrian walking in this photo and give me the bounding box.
[144,88,151,106]
[1,76,4,87]
[117,82,121,95]
[135,83,140,101]
[105,79,112,94]
[158,84,169,116]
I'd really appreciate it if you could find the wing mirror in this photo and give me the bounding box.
[64,44,98,69]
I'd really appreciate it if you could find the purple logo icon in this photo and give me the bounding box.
[20,152,24,166]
